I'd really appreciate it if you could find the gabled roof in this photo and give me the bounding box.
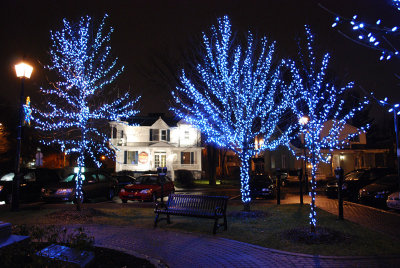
[149,141,174,147]
[126,113,180,127]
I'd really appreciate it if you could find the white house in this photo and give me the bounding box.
[109,114,202,180]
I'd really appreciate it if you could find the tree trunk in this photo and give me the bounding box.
[239,155,252,211]
[309,151,317,233]
[206,144,217,185]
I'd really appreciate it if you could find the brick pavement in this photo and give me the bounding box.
[66,191,400,268]
[79,224,400,268]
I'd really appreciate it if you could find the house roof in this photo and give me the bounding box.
[126,113,180,127]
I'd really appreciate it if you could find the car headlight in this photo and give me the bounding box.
[140,189,152,194]
[55,188,73,195]
[120,188,125,193]
[359,189,368,196]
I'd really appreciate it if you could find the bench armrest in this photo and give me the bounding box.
[214,206,224,215]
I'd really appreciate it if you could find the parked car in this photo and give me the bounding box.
[113,174,136,192]
[250,174,276,199]
[358,174,399,207]
[0,168,61,204]
[119,174,175,203]
[387,191,400,211]
[325,168,394,201]
[41,170,117,203]
[280,169,300,186]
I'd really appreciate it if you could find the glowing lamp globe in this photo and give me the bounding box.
[15,62,33,78]
[299,116,309,125]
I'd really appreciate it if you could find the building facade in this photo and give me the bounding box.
[110,115,202,180]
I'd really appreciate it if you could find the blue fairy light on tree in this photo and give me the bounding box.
[171,16,293,211]
[321,1,400,61]
[322,0,400,182]
[284,26,369,232]
[33,14,140,210]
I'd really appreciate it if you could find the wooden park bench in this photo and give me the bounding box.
[154,194,229,234]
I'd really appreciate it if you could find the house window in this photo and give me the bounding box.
[349,135,360,142]
[160,129,170,141]
[112,127,117,139]
[150,129,159,141]
[155,152,166,167]
[181,152,195,165]
[282,155,287,169]
[161,130,167,141]
[184,130,189,140]
[124,151,138,165]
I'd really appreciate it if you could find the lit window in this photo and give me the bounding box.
[181,152,195,164]
[124,151,138,165]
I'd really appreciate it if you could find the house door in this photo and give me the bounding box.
[154,152,167,168]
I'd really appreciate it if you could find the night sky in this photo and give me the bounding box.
[0,0,399,131]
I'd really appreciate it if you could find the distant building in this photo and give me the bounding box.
[109,114,202,180]
[263,121,389,178]
[217,121,390,180]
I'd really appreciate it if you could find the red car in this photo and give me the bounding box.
[119,174,175,203]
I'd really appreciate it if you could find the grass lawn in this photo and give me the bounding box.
[1,202,399,256]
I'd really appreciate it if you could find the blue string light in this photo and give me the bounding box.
[171,16,293,206]
[32,14,140,203]
[284,26,369,231]
[325,1,400,61]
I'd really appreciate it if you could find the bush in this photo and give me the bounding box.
[175,169,194,187]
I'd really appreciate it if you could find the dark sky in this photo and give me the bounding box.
[0,0,399,130]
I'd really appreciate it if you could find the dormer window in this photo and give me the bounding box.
[150,129,170,141]
[161,130,167,141]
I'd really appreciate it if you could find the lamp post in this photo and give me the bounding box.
[299,115,309,196]
[12,62,33,211]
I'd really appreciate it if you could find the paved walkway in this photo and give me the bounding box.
[74,195,400,268]
[82,224,399,268]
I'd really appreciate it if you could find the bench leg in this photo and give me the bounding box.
[154,213,159,228]
[213,218,218,235]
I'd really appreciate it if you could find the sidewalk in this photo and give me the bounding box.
[81,224,400,268]
[76,195,400,268]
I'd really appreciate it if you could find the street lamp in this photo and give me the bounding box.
[299,116,309,196]
[12,62,33,211]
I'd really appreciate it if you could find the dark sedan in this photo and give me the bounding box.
[41,171,117,203]
[325,168,394,201]
[358,174,399,207]
[0,168,61,204]
[250,174,276,199]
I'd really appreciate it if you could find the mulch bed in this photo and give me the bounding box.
[0,243,155,268]
[46,207,108,224]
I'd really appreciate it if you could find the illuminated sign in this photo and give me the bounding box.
[138,152,149,164]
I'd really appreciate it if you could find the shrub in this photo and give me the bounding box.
[175,169,194,186]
